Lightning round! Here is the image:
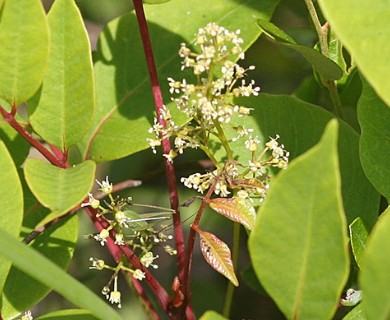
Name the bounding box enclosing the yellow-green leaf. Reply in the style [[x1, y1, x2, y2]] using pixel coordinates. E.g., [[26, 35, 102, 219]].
[[30, 0, 95, 151], [249, 120, 349, 319], [24, 159, 95, 226], [0, 0, 49, 105], [0, 141, 23, 292], [360, 207, 390, 320], [318, 0, 390, 107]]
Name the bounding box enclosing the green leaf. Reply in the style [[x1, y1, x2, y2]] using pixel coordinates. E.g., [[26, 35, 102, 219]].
[[0, 122, 30, 168], [198, 229, 238, 286], [360, 207, 390, 320], [80, 0, 279, 162], [144, 0, 171, 3], [209, 197, 256, 230], [229, 93, 379, 230], [24, 159, 96, 226], [199, 310, 229, 320], [257, 20, 342, 81], [257, 18, 297, 44], [0, 141, 23, 293], [0, 227, 122, 320], [358, 80, 390, 199], [241, 265, 267, 296], [0, 0, 49, 106], [349, 218, 368, 268], [317, 0, 390, 107], [249, 120, 349, 320], [342, 304, 366, 320], [29, 0, 95, 151], [1, 215, 78, 319], [36, 309, 102, 320]]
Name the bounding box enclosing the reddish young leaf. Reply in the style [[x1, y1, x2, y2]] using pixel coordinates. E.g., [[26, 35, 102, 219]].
[[209, 197, 256, 230], [198, 229, 238, 286]]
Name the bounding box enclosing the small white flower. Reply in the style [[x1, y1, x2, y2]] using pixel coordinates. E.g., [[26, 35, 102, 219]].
[[114, 233, 125, 245], [108, 276, 121, 308], [115, 211, 129, 228], [81, 193, 100, 209], [140, 252, 159, 269], [96, 176, 113, 194], [20, 310, 33, 320], [245, 135, 261, 152], [133, 269, 146, 281], [93, 229, 109, 246], [89, 257, 105, 270]]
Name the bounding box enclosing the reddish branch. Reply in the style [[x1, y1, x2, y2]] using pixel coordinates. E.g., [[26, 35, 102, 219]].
[[132, 1, 190, 318], [0, 105, 67, 168]]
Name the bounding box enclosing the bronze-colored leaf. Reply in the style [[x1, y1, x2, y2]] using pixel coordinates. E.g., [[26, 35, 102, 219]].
[[198, 229, 238, 286], [209, 197, 256, 230]]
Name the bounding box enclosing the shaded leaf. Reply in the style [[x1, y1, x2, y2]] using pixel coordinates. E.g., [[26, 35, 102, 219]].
[[360, 207, 390, 320], [358, 80, 390, 198], [0, 0, 49, 105], [24, 159, 96, 226], [36, 309, 102, 320], [241, 265, 267, 296], [80, 0, 279, 161], [0, 226, 122, 320], [29, 0, 95, 151], [249, 120, 349, 320], [198, 229, 238, 286], [257, 20, 342, 81], [0, 122, 30, 168], [226, 93, 379, 230], [349, 218, 368, 268], [0, 141, 23, 293], [257, 18, 296, 44], [317, 0, 390, 107], [209, 197, 256, 230]]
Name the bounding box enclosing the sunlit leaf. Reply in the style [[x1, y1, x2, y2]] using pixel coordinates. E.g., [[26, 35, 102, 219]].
[[1, 215, 78, 319], [0, 141, 23, 293], [249, 120, 349, 319], [35, 309, 102, 320], [349, 218, 368, 268], [342, 304, 366, 320], [199, 310, 228, 320], [318, 0, 390, 107], [0, 228, 122, 320], [0, 0, 48, 105], [29, 0, 95, 151], [209, 197, 256, 230], [360, 207, 390, 320], [198, 229, 238, 286], [24, 159, 95, 226]]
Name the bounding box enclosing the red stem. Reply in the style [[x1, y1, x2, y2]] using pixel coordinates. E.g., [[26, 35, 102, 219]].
[[132, 1, 189, 317], [182, 179, 217, 307], [84, 206, 171, 314]]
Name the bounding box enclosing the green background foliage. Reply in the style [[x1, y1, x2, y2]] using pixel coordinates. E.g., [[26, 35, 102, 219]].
[[0, 0, 389, 319]]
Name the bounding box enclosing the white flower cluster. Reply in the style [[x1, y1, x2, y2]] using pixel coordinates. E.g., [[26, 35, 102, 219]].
[[147, 23, 260, 162]]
